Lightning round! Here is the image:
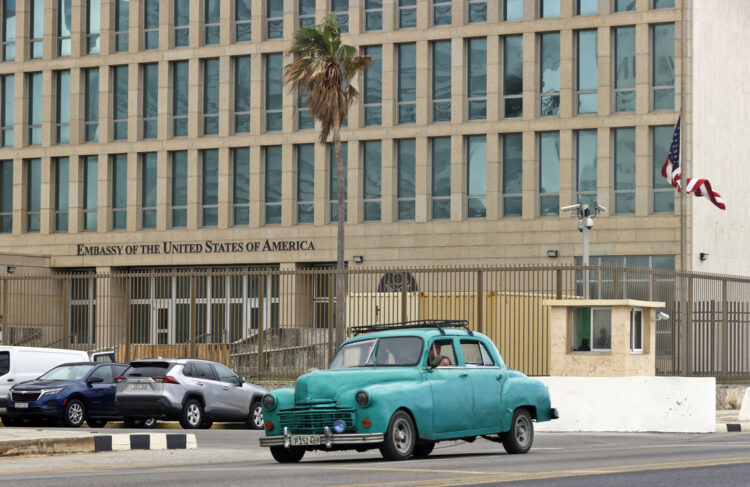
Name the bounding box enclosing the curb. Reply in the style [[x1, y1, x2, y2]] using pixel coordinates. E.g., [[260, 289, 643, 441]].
[[0, 433, 197, 458], [716, 423, 750, 433]]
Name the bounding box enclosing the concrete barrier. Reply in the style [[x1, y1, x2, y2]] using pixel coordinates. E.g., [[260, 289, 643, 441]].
[[535, 376, 716, 433]]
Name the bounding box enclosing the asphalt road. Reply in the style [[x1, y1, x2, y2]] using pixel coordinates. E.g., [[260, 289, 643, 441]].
[[1, 428, 749, 486]]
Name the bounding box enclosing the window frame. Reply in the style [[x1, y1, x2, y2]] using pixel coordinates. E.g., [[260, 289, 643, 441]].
[[111, 154, 128, 230], [630, 308, 643, 353]]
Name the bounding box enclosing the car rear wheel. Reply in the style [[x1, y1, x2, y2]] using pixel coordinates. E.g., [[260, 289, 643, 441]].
[[379, 410, 416, 460], [247, 401, 264, 430], [141, 418, 157, 429], [62, 399, 85, 428], [86, 419, 107, 428], [502, 408, 534, 454], [199, 420, 213, 429], [412, 441, 435, 458], [179, 399, 203, 429], [270, 446, 305, 463]]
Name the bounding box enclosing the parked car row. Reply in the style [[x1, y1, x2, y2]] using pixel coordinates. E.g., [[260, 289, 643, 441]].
[[1, 346, 265, 430]]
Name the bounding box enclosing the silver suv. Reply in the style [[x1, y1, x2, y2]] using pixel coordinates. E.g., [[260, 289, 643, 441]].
[[115, 359, 266, 430]]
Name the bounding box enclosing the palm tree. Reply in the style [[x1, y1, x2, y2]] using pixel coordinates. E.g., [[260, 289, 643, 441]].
[[284, 15, 371, 347]]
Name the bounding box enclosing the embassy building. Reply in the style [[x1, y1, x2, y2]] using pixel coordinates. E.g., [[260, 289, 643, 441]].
[[0, 0, 747, 280]]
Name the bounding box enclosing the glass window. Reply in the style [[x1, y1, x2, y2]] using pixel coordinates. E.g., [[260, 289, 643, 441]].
[[433, 0, 451, 26], [363, 140, 381, 222], [236, 0, 252, 42], [329, 143, 348, 222], [113, 66, 128, 140], [653, 0, 673, 8], [265, 146, 282, 224], [502, 133, 522, 217], [297, 88, 313, 130], [28, 72, 42, 145], [235, 56, 251, 133], [87, 0, 100, 54], [2, 0, 15, 61], [171, 151, 187, 227], [0, 160, 12, 233], [467, 135, 486, 218], [539, 132, 559, 216], [205, 0, 220, 44], [432, 41, 451, 123], [375, 337, 424, 366], [58, 0, 71, 56], [143, 64, 158, 139], [144, 0, 159, 49], [652, 125, 674, 213], [431, 137, 451, 220], [467, 38, 487, 120], [363, 45, 382, 126], [504, 0, 523, 20], [203, 58, 219, 135], [297, 144, 314, 224], [84, 68, 99, 142], [202, 149, 218, 226], [468, 0, 487, 23], [233, 147, 250, 226], [112, 154, 127, 230], [173, 61, 188, 137], [614, 26, 636, 112], [576, 130, 597, 207], [577, 30, 597, 114], [614, 127, 636, 214], [365, 0, 382, 31], [56, 71, 70, 144], [332, 0, 348, 33], [540, 0, 560, 18], [30, 0, 44, 58], [540, 32, 560, 116], [299, 0, 315, 27], [398, 43, 416, 124], [570, 307, 611, 352], [630, 308, 643, 353], [267, 0, 283, 39], [115, 0, 129, 52], [399, 0, 416, 28], [174, 0, 189, 47], [503, 35, 523, 118], [26, 158, 40, 232], [577, 0, 597, 15], [397, 139, 416, 221], [614, 0, 635, 12], [1, 74, 13, 147], [141, 153, 157, 229], [266, 53, 283, 131], [652, 23, 675, 111], [83, 156, 98, 231], [461, 340, 494, 366]]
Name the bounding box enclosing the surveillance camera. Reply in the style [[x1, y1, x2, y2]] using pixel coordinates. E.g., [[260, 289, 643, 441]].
[[561, 204, 581, 213], [594, 203, 607, 214], [585, 217, 594, 229], [577, 220, 583, 232], [655, 311, 670, 321]]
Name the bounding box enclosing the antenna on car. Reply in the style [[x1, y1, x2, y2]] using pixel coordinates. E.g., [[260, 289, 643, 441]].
[[349, 319, 474, 336]]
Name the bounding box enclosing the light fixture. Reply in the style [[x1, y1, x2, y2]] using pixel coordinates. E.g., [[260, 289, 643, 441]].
[[546, 250, 558, 258], [352, 255, 364, 264], [6, 266, 15, 274], [699, 252, 709, 261]]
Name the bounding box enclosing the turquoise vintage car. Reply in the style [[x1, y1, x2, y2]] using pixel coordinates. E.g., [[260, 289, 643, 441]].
[[259, 321, 558, 463]]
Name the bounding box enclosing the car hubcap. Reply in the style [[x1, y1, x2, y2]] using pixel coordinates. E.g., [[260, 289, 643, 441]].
[[187, 405, 201, 426], [144, 418, 155, 427], [515, 416, 530, 447], [393, 418, 412, 454], [69, 404, 83, 424], [253, 406, 263, 427]]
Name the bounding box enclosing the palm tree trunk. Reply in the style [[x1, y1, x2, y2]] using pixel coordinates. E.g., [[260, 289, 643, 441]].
[[333, 116, 346, 348]]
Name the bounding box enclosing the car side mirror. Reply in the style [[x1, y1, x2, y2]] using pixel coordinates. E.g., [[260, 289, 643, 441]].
[[237, 376, 245, 385], [87, 376, 104, 384]]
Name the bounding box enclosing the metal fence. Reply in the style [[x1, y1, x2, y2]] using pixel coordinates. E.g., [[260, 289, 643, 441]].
[[1, 265, 749, 382]]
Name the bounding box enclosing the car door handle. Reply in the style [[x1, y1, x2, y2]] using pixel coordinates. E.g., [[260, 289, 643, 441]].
[[460, 373, 469, 378], [222, 387, 230, 391], [196, 382, 204, 386], [496, 374, 504, 381], [7, 378, 13, 382]]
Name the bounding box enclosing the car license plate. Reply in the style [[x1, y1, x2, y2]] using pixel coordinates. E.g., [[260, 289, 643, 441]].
[[130, 384, 148, 391], [15, 402, 28, 409], [291, 435, 320, 446]]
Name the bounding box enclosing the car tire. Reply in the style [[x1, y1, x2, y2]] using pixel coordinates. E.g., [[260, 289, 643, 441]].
[[86, 419, 108, 428], [247, 401, 264, 430], [502, 408, 534, 454], [123, 418, 139, 428], [270, 446, 305, 463], [141, 418, 157, 429], [62, 399, 86, 428], [199, 420, 213, 429], [179, 399, 204, 429], [379, 410, 416, 460], [412, 441, 435, 458], [0, 415, 17, 427]]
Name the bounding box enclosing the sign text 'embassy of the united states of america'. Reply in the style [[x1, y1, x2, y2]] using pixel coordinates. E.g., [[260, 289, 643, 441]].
[[75, 240, 316, 256]]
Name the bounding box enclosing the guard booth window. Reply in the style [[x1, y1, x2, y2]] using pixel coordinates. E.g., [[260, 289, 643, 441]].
[[570, 307, 611, 352]]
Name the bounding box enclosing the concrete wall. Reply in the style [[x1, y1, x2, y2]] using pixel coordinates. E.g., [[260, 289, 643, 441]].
[[535, 376, 716, 433]]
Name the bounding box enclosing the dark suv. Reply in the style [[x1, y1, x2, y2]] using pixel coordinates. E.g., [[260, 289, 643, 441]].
[[115, 359, 266, 429]]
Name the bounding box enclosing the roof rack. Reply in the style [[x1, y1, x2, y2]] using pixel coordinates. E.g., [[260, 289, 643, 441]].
[[349, 319, 474, 336]]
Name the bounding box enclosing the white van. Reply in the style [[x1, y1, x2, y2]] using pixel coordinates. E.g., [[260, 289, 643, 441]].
[[0, 346, 89, 423]]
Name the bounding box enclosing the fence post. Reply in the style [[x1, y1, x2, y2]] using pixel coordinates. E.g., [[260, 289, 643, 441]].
[[125, 276, 131, 362], [401, 271, 407, 324], [327, 271, 334, 365], [650, 272, 657, 301], [0, 278, 5, 345], [686, 276, 694, 376], [476, 270, 483, 334], [189, 275, 196, 359], [555, 269, 562, 300], [257, 275, 265, 380], [722, 279, 728, 377]]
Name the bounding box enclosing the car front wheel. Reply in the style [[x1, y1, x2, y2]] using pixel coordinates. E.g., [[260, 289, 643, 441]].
[[502, 408, 534, 454], [62, 399, 85, 428], [380, 410, 416, 460], [86, 419, 107, 428], [247, 401, 264, 430], [179, 399, 204, 429], [270, 446, 305, 463]]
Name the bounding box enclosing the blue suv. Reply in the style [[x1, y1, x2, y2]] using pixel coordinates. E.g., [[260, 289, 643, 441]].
[[7, 362, 128, 427]]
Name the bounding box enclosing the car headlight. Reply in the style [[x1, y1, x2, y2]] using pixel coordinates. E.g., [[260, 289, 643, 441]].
[[355, 391, 369, 407], [262, 394, 275, 410], [39, 387, 65, 397]]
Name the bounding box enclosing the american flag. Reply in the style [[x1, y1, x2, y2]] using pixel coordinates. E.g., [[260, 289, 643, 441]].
[[661, 117, 726, 210]]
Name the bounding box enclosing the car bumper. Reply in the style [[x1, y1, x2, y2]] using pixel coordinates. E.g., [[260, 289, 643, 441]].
[[0, 397, 6, 415], [260, 428, 384, 448], [550, 407, 559, 419], [6, 406, 61, 420], [116, 396, 182, 419]]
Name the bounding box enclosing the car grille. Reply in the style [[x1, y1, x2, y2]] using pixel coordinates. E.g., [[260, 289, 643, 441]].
[[12, 391, 41, 402], [278, 408, 355, 434]]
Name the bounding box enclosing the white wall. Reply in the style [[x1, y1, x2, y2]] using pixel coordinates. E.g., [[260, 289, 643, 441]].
[[535, 376, 715, 433]]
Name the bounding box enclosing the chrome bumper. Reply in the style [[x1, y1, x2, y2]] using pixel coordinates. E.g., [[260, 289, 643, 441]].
[[260, 426, 384, 448]]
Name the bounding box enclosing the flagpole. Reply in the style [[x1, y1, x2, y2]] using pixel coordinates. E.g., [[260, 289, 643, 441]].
[[679, 0, 688, 376]]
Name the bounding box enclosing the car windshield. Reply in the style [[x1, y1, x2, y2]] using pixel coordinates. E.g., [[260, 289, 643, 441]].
[[39, 364, 95, 381], [329, 337, 423, 368]]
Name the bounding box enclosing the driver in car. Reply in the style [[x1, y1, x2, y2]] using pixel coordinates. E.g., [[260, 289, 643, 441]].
[[428, 342, 452, 367]]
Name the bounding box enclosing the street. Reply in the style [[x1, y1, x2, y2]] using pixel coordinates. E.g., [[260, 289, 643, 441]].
[[1, 429, 748, 486]]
